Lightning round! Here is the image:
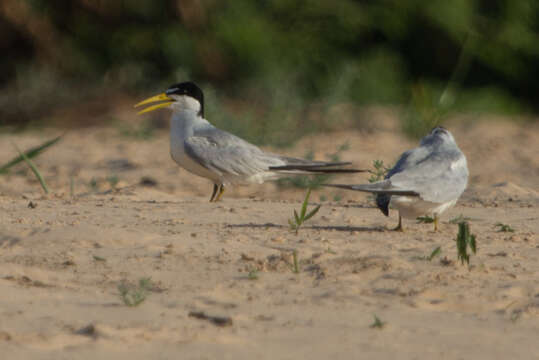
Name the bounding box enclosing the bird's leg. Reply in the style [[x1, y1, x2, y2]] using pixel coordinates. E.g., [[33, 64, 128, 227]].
[[433, 215, 439, 232], [209, 184, 219, 202], [392, 215, 404, 232], [214, 184, 225, 202]]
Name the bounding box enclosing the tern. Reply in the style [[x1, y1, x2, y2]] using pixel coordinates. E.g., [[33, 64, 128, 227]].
[[325, 127, 468, 231], [135, 81, 364, 201]]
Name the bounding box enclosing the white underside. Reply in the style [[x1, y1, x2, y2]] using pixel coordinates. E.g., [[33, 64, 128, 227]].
[[244, 172, 281, 185], [390, 196, 458, 219], [170, 145, 221, 183]]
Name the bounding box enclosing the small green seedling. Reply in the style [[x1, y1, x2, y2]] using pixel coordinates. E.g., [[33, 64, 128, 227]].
[[427, 246, 442, 261], [93, 255, 106, 262], [370, 315, 385, 329], [413, 246, 442, 261], [327, 142, 350, 162], [416, 215, 435, 224], [456, 222, 477, 265], [12, 142, 49, 194], [247, 269, 259, 280], [510, 310, 521, 323], [326, 247, 337, 255], [495, 223, 514, 233], [107, 175, 119, 189], [88, 178, 98, 191], [118, 277, 152, 307], [368, 160, 390, 183], [288, 188, 321, 234]]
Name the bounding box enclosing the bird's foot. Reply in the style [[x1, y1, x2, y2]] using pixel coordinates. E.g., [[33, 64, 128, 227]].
[[392, 216, 404, 232], [213, 185, 225, 202], [209, 184, 219, 202]]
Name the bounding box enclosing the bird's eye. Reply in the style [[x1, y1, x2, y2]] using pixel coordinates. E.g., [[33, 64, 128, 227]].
[[433, 127, 445, 135]]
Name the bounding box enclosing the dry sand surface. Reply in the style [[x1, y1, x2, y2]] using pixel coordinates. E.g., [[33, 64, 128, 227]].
[[1, 115, 538, 359]]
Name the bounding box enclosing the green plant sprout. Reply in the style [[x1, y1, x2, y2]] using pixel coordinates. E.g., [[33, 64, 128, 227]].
[[327, 142, 350, 162], [88, 177, 98, 191], [368, 160, 391, 183], [413, 246, 442, 261], [456, 222, 477, 265], [0, 135, 62, 174], [247, 269, 259, 280], [12, 142, 49, 194], [107, 175, 119, 189], [118, 278, 153, 307], [370, 315, 385, 329], [495, 223, 514, 232], [288, 188, 321, 234], [325, 247, 337, 255], [427, 246, 442, 261]]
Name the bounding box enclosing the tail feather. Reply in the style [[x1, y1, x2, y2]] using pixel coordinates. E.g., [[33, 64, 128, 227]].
[[323, 183, 419, 196], [269, 165, 366, 173], [276, 156, 352, 167], [269, 158, 367, 173]]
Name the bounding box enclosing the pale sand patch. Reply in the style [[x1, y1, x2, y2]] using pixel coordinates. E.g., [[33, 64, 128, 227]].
[[0, 118, 538, 359]]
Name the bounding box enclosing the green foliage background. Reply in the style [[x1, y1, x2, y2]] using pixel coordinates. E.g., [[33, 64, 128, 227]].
[[1, 0, 538, 142]]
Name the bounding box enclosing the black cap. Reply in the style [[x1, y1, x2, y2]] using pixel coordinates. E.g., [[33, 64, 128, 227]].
[[166, 81, 204, 116]]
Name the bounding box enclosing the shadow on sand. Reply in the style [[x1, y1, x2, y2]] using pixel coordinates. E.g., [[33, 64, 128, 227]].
[[226, 223, 385, 232]]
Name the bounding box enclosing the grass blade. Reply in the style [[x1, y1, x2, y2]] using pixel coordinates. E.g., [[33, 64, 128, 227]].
[[12, 142, 49, 194], [300, 188, 311, 219], [470, 234, 477, 254], [304, 204, 321, 221], [293, 209, 300, 225], [427, 246, 442, 261], [0, 135, 62, 174]]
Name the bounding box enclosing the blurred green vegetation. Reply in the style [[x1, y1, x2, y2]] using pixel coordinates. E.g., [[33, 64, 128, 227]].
[[1, 0, 538, 142]]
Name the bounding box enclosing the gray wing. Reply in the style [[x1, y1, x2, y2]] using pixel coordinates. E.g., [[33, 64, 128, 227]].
[[184, 128, 283, 179], [387, 147, 468, 203]]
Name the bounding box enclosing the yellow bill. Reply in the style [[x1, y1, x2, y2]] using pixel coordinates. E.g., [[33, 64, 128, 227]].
[[134, 93, 174, 115]]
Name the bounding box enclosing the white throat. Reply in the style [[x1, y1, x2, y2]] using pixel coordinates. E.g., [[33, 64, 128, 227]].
[[170, 95, 202, 115]]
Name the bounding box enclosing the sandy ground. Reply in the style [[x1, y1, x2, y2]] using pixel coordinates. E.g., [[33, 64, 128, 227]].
[[1, 113, 538, 359]]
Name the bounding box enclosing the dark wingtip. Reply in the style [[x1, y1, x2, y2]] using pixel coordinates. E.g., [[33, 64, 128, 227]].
[[269, 165, 367, 173], [321, 183, 356, 189], [376, 194, 390, 217]]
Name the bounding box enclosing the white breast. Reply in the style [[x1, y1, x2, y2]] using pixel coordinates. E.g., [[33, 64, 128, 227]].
[[451, 156, 467, 171], [390, 196, 457, 219], [169, 110, 221, 184]]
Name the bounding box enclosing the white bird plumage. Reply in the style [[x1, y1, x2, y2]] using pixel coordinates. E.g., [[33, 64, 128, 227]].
[[325, 127, 469, 231], [135, 81, 363, 201]]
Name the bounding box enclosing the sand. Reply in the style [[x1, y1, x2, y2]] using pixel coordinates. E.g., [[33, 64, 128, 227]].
[[0, 115, 538, 359]]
